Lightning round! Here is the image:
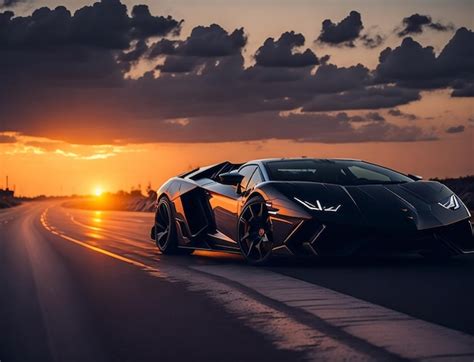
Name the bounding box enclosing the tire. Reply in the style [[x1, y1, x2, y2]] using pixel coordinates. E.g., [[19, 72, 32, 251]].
[[154, 196, 180, 254], [237, 196, 273, 265]]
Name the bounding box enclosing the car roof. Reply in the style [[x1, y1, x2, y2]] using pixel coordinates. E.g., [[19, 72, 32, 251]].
[[246, 157, 362, 165]]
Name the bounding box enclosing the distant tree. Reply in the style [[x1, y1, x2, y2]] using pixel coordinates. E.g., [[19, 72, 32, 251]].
[[146, 182, 157, 200]]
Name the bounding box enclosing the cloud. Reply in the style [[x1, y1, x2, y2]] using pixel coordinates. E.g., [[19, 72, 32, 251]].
[[445, 125, 465, 134], [366, 112, 385, 122], [451, 83, 474, 97], [0, 2, 181, 50], [388, 109, 417, 120], [375, 37, 438, 87], [24, 140, 62, 152], [360, 33, 384, 49], [309, 63, 371, 93], [302, 86, 420, 112], [317, 10, 363, 47], [375, 28, 474, 93], [0, 0, 25, 8], [437, 27, 474, 80], [118, 39, 148, 71], [3, 136, 142, 159], [254, 31, 318, 67], [119, 111, 434, 144], [150, 24, 246, 58], [149, 24, 246, 73], [130, 5, 182, 39], [397, 14, 454, 37], [0, 134, 17, 143]]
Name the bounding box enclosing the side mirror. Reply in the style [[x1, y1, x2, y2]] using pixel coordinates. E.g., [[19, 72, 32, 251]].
[[219, 172, 244, 186], [408, 174, 423, 181]]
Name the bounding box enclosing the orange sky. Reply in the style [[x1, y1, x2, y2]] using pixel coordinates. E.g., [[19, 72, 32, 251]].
[[1, 127, 472, 197]]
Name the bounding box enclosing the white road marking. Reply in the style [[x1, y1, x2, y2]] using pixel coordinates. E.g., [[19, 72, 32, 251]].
[[191, 265, 474, 361]]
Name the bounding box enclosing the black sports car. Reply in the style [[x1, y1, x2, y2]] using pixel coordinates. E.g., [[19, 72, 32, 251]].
[[151, 158, 473, 264]]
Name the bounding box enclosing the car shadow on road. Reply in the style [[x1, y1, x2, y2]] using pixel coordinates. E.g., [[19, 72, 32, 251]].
[[173, 249, 474, 270], [267, 254, 474, 270]]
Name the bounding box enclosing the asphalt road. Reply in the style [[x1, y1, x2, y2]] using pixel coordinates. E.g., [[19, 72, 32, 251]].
[[1, 201, 474, 361]]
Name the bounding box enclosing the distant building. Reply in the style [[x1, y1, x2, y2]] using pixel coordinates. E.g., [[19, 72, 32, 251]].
[[0, 176, 14, 198], [0, 188, 14, 199]]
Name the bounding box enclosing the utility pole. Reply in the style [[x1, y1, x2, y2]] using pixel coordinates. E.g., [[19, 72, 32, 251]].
[[6, 175, 8, 190]]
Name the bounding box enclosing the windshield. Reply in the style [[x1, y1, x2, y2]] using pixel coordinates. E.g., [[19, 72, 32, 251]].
[[264, 159, 413, 186]]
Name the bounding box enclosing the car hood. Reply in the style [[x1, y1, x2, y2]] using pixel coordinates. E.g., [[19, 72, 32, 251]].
[[279, 180, 469, 231]]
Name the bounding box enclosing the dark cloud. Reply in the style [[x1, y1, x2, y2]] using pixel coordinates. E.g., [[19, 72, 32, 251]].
[[360, 33, 384, 49], [255, 31, 318, 67], [336, 112, 385, 123], [397, 14, 454, 37], [375, 37, 438, 87], [437, 27, 474, 79], [317, 11, 363, 47], [0, 1, 181, 50], [150, 24, 246, 58], [302, 86, 420, 112], [388, 109, 417, 120], [278, 113, 432, 143], [366, 112, 385, 122], [0, 134, 16, 143], [451, 83, 474, 97], [0, 0, 25, 8], [182, 25, 246, 57], [118, 39, 148, 71], [158, 55, 200, 73], [148, 24, 246, 73], [110, 112, 433, 144], [445, 125, 465, 134], [130, 5, 182, 39], [309, 63, 370, 93], [319, 54, 330, 64], [375, 28, 474, 93]]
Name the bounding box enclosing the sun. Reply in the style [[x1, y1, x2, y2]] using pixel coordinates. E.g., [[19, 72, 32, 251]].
[[94, 186, 103, 197]]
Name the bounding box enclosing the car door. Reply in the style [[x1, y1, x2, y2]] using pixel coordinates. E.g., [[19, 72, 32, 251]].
[[207, 165, 257, 241]]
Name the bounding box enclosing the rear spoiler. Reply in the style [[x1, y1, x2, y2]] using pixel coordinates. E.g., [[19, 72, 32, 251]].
[[178, 167, 201, 178]]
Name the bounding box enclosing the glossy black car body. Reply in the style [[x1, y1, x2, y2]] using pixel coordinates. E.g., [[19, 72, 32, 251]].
[[151, 158, 473, 264]]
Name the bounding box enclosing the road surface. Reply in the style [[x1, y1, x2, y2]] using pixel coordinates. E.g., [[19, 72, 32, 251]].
[[1, 201, 474, 361]]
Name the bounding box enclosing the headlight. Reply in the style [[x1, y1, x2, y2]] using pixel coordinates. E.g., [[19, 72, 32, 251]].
[[294, 197, 341, 212], [438, 194, 460, 210]]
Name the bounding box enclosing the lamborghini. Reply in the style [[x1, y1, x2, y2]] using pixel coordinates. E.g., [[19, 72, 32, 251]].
[[150, 158, 473, 264]]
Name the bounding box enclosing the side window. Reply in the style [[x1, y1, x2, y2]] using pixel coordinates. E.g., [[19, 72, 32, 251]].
[[246, 168, 263, 191], [238, 165, 257, 192]]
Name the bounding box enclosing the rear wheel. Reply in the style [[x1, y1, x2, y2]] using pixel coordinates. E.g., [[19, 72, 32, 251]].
[[154, 197, 179, 254], [238, 197, 273, 265]]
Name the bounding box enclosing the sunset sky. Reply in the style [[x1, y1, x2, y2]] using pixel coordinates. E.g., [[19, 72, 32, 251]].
[[0, 0, 472, 196]]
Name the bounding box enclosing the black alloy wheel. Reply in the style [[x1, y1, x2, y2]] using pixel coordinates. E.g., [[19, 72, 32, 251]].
[[155, 197, 178, 254], [238, 197, 273, 265]]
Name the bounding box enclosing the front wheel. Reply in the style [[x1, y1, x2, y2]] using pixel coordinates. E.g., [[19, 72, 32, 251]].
[[238, 197, 273, 265]]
